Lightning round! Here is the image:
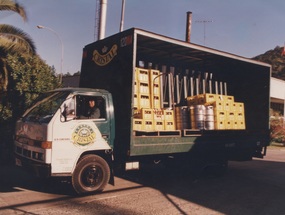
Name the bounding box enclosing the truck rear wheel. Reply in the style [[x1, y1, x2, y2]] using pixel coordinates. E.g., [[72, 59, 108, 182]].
[[72, 154, 110, 194]]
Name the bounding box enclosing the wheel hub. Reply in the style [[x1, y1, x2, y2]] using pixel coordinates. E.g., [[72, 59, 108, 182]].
[[82, 165, 102, 187]]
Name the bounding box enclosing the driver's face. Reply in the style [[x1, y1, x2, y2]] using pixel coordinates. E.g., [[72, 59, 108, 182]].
[[89, 100, 95, 107]]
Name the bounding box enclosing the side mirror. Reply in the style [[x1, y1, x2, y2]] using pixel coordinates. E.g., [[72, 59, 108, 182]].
[[60, 104, 67, 122], [60, 95, 76, 122], [60, 103, 75, 122]]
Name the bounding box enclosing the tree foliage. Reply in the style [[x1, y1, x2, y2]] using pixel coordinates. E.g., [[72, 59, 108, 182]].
[[0, 0, 61, 163], [0, 0, 27, 21], [0, 1, 36, 92], [0, 53, 60, 163], [8, 54, 59, 93], [1, 53, 61, 119], [0, 24, 37, 91], [0, 24, 36, 55], [270, 116, 285, 144]]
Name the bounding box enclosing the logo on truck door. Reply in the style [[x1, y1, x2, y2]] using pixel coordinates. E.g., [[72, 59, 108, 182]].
[[72, 124, 96, 147], [92, 44, 117, 66]]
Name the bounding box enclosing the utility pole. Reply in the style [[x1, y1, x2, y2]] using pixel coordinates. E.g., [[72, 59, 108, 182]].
[[94, 0, 100, 41], [120, 0, 126, 32], [94, 0, 107, 41], [195, 19, 213, 45]]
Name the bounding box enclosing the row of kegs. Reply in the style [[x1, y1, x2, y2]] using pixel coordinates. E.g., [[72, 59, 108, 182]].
[[175, 105, 214, 130]]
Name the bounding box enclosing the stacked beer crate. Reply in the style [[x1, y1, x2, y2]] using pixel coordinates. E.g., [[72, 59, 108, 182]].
[[133, 68, 176, 131], [187, 93, 245, 130]]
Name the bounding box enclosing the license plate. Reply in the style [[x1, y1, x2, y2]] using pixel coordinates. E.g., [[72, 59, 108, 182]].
[[15, 158, 22, 166]]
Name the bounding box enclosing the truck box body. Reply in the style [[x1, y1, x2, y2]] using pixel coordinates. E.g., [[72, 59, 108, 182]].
[[80, 28, 271, 161]]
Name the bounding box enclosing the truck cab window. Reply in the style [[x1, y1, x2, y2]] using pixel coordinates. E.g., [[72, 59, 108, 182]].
[[76, 96, 106, 120]]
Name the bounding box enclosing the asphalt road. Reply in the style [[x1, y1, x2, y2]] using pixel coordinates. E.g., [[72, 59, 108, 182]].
[[1, 147, 285, 215]]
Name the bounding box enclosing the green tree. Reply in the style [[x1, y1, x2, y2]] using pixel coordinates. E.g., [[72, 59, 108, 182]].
[[0, 0, 60, 163], [0, 0, 27, 20], [0, 52, 60, 163], [6, 53, 60, 118]]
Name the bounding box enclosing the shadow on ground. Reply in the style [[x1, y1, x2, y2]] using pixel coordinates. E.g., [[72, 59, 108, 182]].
[[1, 148, 285, 215]]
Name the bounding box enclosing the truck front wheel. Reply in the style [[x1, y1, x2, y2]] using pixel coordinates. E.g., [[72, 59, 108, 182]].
[[72, 154, 110, 194]]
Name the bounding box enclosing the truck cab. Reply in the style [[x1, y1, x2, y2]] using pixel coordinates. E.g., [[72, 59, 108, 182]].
[[14, 88, 115, 194]]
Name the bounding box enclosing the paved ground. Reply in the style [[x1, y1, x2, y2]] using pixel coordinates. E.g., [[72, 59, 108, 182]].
[[0, 146, 285, 214]]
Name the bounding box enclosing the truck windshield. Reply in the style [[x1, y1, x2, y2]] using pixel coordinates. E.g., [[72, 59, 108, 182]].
[[23, 91, 70, 123]]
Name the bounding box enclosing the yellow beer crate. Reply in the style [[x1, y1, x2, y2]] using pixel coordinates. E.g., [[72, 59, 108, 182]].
[[133, 94, 138, 108], [237, 121, 246, 130], [138, 82, 150, 95], [150, 83, 160, 96], [149, 69, 160, 84], [197, 93, 217, 104], [153, 108, 164, 120], [164, 120, 176, 131], [138, 94, 150, 109], [133, 119, 143, 131], [224, 102, 232, 112], [232, 102, 244, 112], [163, 109, 174, 121], [226, 111, 236, 121], [225, 95, 234, 103], [225, 120, 234, 129], [135, 68, 149, 83], [215, 120, 225, 130], [217, 95, 234, 103], [152, 95, 161, 109], [134, 81, 138, 94], [232, 121, 239, 130], [143, 119, 154, 131], [214, 110, 226, 121], [135, 108, 153, 120], [235, 111, 245, 122], [212, 101, 224, 111], [154, 120, 164, 131]]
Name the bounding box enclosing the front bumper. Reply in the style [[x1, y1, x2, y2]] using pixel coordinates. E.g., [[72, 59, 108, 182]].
[[15, 153, 51, 177]]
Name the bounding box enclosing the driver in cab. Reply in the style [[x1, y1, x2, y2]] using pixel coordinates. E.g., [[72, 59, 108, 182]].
[[85, 99, 100, 119]]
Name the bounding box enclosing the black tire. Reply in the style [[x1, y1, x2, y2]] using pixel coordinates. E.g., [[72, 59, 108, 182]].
[[72, 154, 110, 194]]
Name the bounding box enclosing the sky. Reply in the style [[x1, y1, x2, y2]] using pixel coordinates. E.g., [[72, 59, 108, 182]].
[[1, 0, 285, 75]]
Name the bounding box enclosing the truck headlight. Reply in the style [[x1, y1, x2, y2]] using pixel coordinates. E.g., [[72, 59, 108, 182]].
[[41, 141, 52, 149]]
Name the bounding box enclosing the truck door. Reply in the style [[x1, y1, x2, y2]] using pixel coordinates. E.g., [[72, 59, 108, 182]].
[[51, 94, 112, 175]]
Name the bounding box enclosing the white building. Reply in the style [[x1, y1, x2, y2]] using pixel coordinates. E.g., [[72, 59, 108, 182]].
[[271, 77, 285, 116]]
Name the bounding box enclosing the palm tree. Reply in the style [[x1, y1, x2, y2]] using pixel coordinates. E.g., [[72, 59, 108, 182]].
[[0, 0, 36, 91], [0, 0, 27, 20]]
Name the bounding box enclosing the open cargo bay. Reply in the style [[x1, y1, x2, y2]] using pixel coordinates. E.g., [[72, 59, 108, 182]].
[[80, 28, 271, 162]]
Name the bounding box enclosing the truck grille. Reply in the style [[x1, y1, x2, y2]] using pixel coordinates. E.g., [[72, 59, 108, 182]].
[[15, 144, 45, 162]]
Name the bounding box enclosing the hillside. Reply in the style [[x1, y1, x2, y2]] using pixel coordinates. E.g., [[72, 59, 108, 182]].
[[253, 46, 285, 80]]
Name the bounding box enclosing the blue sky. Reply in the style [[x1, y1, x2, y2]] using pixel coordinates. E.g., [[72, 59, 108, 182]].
[[1, 0, 285, 75]]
